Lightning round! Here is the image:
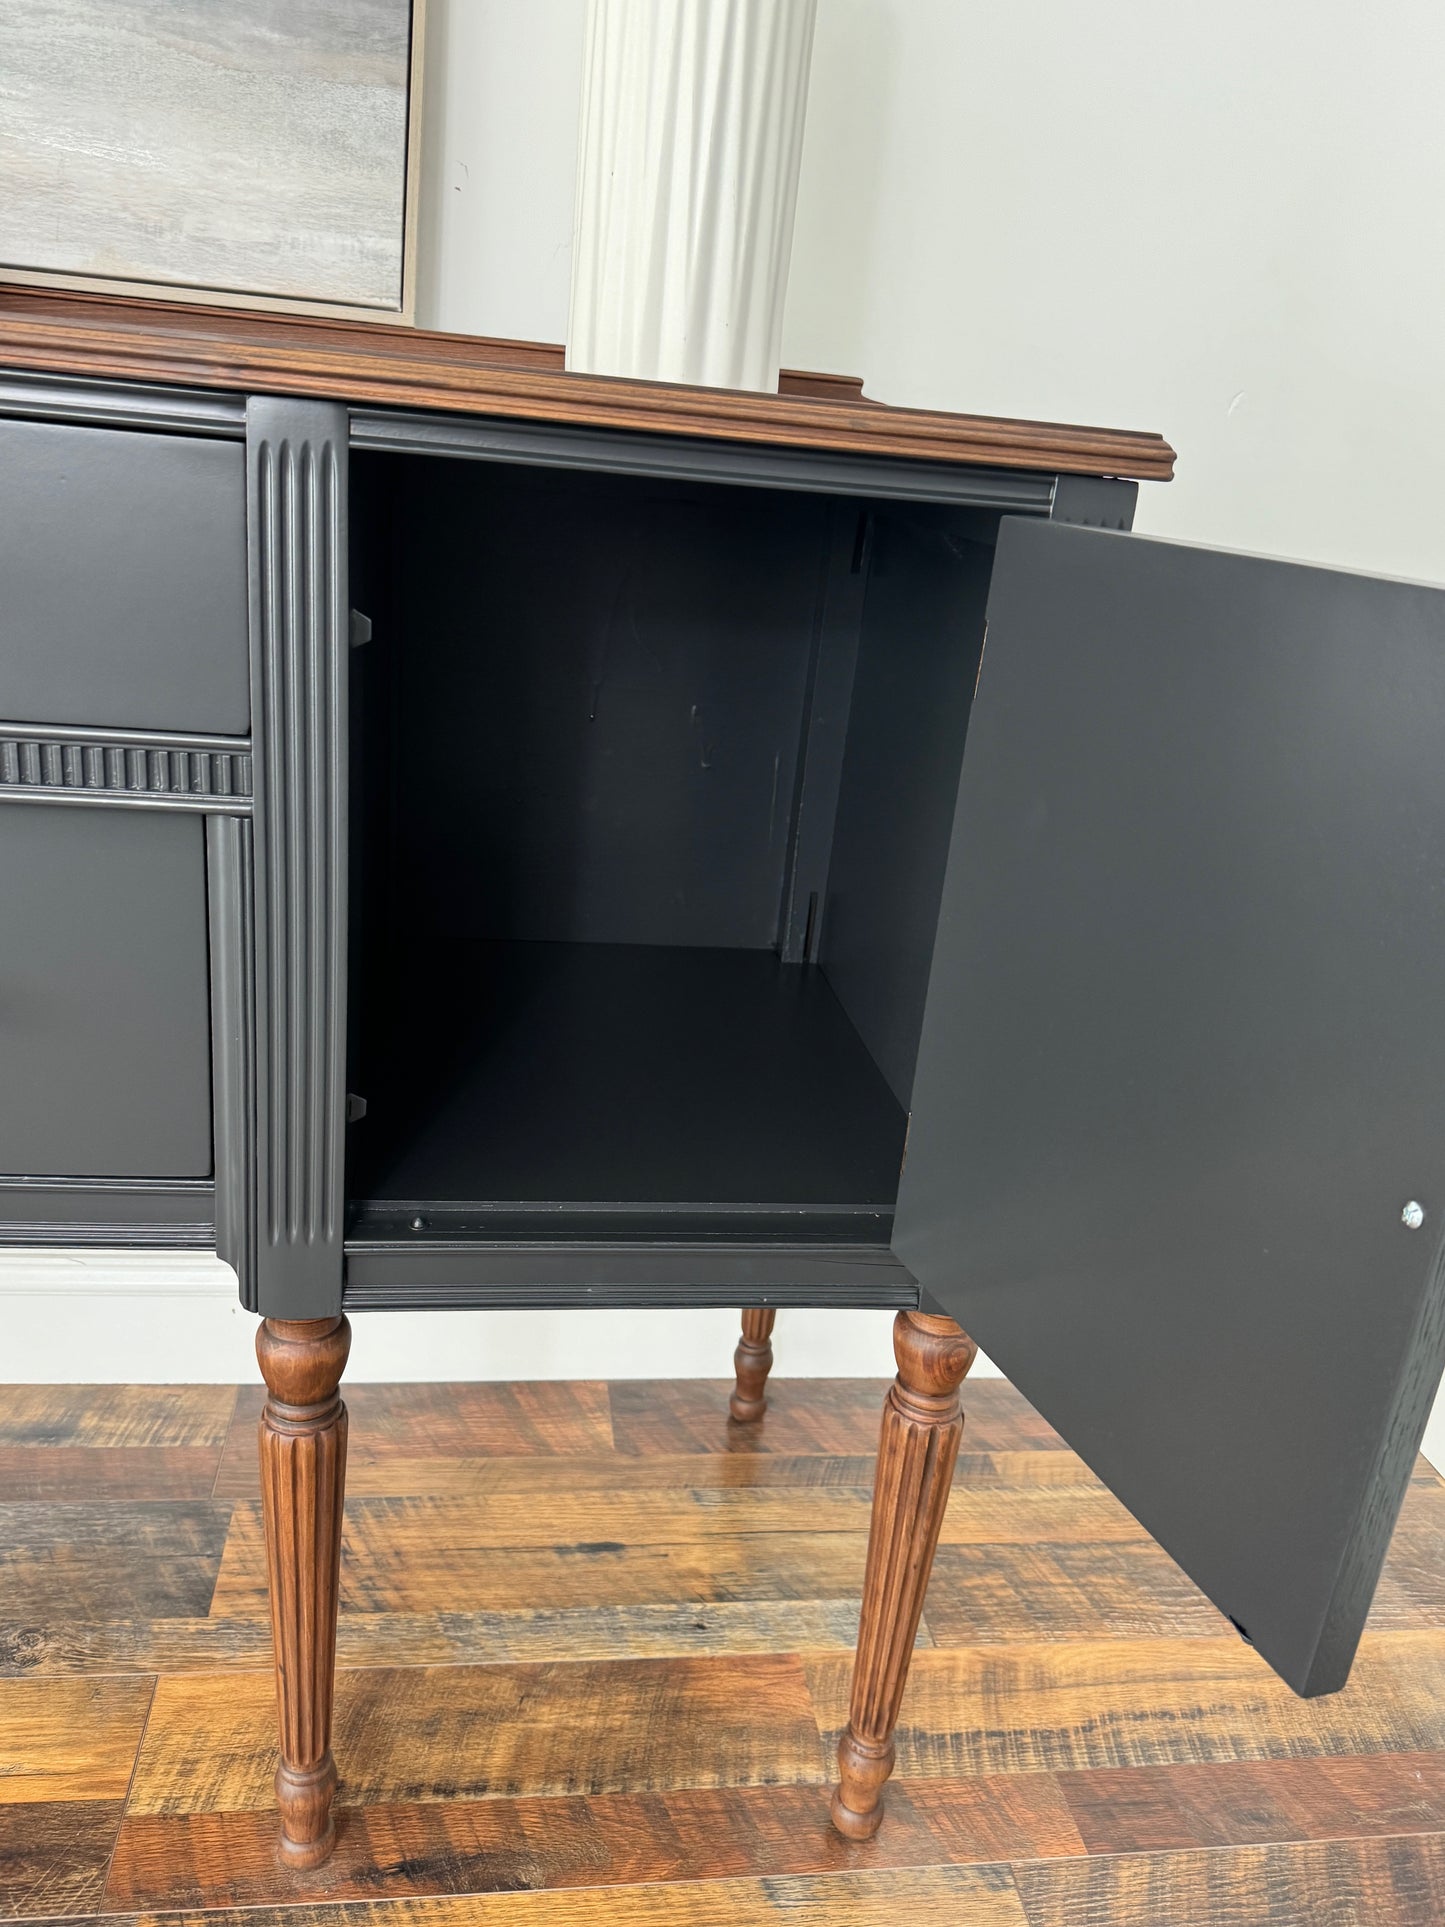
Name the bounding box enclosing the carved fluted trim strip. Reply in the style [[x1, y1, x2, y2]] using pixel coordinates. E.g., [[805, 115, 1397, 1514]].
[[0, 730, 252, 810], [247, 397, 349, 1317]]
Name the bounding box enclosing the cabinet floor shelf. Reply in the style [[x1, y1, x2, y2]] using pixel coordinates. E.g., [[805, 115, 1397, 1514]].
[[349, 940, 908, 1230]]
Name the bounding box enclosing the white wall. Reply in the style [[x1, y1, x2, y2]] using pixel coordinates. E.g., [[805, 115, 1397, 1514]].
[[0, 1250, 900, 1386], [783, 0, 1445, 584], [415, 0, 1445, 585], [415, 0, 584, 347], [16, 1, 1445, 1405]]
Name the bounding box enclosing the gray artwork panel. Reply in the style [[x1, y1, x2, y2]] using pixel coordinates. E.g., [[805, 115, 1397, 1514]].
[[1, 1, 412, 309]]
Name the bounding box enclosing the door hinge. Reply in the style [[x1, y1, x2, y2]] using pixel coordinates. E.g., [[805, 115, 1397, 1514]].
[[350, 608, 373, 649], [347, 1092, 368, 1123]]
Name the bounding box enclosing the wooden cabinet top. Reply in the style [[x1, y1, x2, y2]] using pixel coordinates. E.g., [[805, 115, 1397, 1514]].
[[0, 284, 1175, 482]]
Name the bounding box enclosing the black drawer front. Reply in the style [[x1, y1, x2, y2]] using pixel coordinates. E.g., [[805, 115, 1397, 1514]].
[[0, 417, 248, 734], [0, 803, 212, 1178]]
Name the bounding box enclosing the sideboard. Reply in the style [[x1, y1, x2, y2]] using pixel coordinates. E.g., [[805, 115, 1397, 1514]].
[[4, 284, 1445, 1871]]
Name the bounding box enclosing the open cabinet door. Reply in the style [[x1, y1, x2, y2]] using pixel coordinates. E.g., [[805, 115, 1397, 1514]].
[[892, 515, 1445, 1697]]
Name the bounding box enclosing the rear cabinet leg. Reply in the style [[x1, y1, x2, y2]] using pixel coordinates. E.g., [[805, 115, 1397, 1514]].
[[729, 1307, 777, 1421], [257, 1315, 351, 1869], [831, 1310, 976, 1839]]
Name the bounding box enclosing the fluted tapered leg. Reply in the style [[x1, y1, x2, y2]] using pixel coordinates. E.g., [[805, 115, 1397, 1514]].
[[257, 1315, 350, 1869], [831, 1310, 976, 1840], [730, 1307, 777, 1421]]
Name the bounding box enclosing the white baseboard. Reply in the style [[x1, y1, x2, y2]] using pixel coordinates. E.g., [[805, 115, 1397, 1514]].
[[5, 1251, 1442, 1483], [0, 1248, 1002, 1384]]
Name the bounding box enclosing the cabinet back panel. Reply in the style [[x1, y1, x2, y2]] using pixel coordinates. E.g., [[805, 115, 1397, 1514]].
[[371, 457, 827, 951], [0, 418, 248, 734], [0, 803, 212, 1177], [822, 508, 994, 1107]]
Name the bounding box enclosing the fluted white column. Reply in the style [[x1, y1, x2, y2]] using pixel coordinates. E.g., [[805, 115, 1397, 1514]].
[[567, 0, 818, 394]]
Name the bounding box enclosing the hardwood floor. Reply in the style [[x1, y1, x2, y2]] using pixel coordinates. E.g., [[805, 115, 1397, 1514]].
[[0, 1373, 1443, 1924]]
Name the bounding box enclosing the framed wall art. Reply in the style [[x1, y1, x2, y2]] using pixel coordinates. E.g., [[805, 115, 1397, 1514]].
[[0, 0, 425, 321]]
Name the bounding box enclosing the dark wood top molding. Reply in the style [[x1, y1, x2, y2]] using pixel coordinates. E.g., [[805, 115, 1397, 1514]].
[[0, 285, 1175, 481]]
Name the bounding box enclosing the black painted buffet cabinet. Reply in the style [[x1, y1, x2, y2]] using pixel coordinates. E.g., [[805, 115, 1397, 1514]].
[[4, 287, 1445, 1867]]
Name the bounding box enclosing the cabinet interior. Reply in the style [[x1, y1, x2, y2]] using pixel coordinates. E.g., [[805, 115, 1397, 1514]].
[[346, 451, 996, 1242]]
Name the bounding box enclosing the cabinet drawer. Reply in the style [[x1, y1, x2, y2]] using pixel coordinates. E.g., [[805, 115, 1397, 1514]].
[[0, 418, 248, 733], [0, 803, 212, 1177]]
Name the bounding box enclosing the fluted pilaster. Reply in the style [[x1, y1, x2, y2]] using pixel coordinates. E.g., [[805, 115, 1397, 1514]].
[[246, 397, 349, 1320]]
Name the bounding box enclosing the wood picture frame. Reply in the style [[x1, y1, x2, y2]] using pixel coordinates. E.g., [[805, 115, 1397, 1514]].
[[0, 1, 426, 324]]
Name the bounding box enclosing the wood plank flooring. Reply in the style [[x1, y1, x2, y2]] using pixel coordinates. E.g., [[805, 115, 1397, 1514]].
[[0, 1371, 1442, 1924]]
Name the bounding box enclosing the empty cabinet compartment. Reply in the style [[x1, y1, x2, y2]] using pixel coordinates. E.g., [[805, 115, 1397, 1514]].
[[345, 453, 997, 1244]]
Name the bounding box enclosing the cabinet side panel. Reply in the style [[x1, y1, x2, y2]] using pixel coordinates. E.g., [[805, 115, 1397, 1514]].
[[821, 507, 994, 1106], [247, 398, 349, 1319]]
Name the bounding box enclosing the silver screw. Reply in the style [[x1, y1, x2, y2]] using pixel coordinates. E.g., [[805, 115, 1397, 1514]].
[[1403, 1201, 1426, 1230]]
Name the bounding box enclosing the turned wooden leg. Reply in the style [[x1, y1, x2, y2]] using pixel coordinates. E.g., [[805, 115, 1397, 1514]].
[[831, 1309, 976, 1840], [257, 1315, 350, 1870], [729, 1307, 777, 1421]]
